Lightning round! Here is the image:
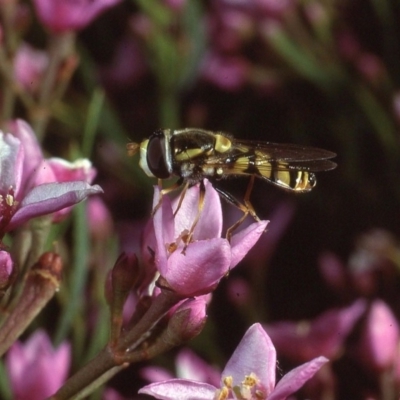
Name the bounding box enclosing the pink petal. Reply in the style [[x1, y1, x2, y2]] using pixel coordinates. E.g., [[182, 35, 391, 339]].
[[8, 182, 103, 230], [359, 300, 400, 370], [6, 120, 43, 196], [139, 379, 216, 400], [230, 220, 269, 268], [173, 180, 222, 240], [166, 238, 231, 296], [152, 187, 175, 273], [176, 349, 221, 386], [0, 132, 23, 196], [268, 356, 328, 400], [46, 157, 96, 183], [222, 323, 276, 395]]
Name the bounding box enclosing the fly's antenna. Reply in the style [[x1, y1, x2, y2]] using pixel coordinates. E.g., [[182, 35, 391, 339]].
[[126, 141, 140, 157]]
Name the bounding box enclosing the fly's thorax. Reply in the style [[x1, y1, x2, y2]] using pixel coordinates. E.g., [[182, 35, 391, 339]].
[[214, 134, 232, 153], [170, 129, 231, 162], [139, 129, 173, 179]]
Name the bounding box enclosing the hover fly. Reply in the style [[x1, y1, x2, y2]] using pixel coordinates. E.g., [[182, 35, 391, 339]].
[[127, 128, 336, 242]]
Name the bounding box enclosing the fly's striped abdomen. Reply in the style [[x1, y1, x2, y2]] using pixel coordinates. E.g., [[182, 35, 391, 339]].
[[270, 168, 316, 192], [214, 151, 317, 192]]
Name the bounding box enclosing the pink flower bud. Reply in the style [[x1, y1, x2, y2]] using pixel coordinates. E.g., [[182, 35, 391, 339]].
[[0, 250, 13, 290], [168, 297, 208, 342]]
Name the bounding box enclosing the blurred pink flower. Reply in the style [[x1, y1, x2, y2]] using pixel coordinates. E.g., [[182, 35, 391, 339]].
[[6, 330, 70, 400], [32, 0, 121, 33], [255, 0, 295, 19], [357, 300, 400, 372], [0, 120, 102, 236], [144, 180, 267, 296], [318, 251, 347, 292], [101, 37, 147, 89], [201, 52, 250, 91], [142, 347, 221, 387], [264, 300, 366, 362], [140, 323, 328, 399], [13, 43, 48, 93], [87, 196, 113, 241], [163, 0, 186, 11], [0, 250, 13, 290]]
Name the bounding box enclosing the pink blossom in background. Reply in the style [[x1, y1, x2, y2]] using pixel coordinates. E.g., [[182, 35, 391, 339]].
[[264, 300, 366, 362], [201, 52, 250, 91], [141, 347, 221, 386], [318, 251, 347, 292], [0, 250, 13, 289], [145, 181, 268, 297], [32, 0, 122, 33], [101, 37, 147, 89], [13, 43, 48, 93], [357, 300, 400, 372], [6, 330, 70, 400], [140, 323, 328, 399], [163, 0, 186, 11], [87, 196, 113, 241]]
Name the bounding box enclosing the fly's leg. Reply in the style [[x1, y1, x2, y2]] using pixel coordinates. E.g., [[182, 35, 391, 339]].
[[151, 177, 184, 217], [215, 175, 260, 241], [181, 180, 206, 253], [173, 180, 190, 217]]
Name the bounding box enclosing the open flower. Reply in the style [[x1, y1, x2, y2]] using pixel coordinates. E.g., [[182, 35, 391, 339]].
[[144, 181, 268, 297], [139, 323, 328, 399], [6, 330, 70, 400], [0, 120, 102, 237]]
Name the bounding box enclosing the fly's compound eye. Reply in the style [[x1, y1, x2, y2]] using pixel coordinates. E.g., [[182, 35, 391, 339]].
[[146, 131, 171, 179]]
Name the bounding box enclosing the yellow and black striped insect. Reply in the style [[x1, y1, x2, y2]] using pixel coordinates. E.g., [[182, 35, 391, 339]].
[[128, 128, 336, 241]]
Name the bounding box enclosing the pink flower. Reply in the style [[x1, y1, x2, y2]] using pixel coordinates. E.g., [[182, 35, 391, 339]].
[[145, 180, 268, 297], [357, 300, 400, 372], [33, 157, 98, 221], [13, 43, 49, 93], [32, 0, 122, 33], [6, 330, 70, 400], [139, 323, 328, 399], [0, 120, 102, 236], [201, 52, 250, 91], [142, 347, 221, 387], [87, 196, 113, 241], [264, 300, 366, 362], [0, 250, 13, 290]]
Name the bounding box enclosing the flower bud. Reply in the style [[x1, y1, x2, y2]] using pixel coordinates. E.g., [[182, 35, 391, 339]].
[[167, 297, 207, 343], [0, 250, 14, 291]]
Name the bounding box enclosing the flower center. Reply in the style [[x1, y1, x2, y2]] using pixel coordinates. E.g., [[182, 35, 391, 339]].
[[214, 373, 266, 400], [0, 187, 18, 239]]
